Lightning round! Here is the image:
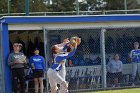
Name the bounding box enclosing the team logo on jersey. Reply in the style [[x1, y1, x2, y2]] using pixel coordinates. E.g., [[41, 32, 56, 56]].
[[33, 58, 41, 62]]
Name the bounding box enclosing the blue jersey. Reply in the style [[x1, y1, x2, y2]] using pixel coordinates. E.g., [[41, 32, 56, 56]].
[[29, 55, 46, 71], [51, 48, 76, 71], [130, 49, 140, 62]]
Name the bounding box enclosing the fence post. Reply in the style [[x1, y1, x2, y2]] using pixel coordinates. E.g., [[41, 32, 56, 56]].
[[43, 28, 49, 93], [25, 0, 29, 16], [100, 28, 107, 89]]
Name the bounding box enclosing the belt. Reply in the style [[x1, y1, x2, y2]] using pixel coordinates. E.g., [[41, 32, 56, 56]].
[[51, 68, 59, 72]]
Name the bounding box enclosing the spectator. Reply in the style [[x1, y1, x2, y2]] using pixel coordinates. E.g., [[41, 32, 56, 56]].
[[107, 53, 123, 87], [130, 42, 140, 86], [68, 60, 74, 66], [29, 48, 46, 93], [8, 43, 27, 93]]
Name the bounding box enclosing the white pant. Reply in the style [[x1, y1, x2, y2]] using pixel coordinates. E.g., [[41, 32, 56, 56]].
[[47, 68, 68, 93], [132, 62, 140, 81], [59, 66, 66, 80]]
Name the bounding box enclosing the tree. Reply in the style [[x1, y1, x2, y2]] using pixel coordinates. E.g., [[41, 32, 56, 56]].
[[30, 0, 48, 12], [105, 0, 124, 10], [1, 0, 140, 15], [49, 0, 75, 12], [0, 0, 8, 13], [11, 0, 25, 13]]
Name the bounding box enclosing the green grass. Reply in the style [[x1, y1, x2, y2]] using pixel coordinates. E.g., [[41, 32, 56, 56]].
[[80, 88, 140, 93]]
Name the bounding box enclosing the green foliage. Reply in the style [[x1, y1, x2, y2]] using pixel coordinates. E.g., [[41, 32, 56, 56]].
[[49, 0, 75, 12], [106, 0, 124, 10], [0, 0, 8, 13], [0, 0, 140, 14], [11, 0, 25, 13], [30, 0, 48, 12]]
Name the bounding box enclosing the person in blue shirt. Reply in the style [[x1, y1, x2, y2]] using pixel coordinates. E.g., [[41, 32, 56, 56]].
[[130, 42, 140, 86], [29, 48, 46, 93], [47, 39, 78, 93]]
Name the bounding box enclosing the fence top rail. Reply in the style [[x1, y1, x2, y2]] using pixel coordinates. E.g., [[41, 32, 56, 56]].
[[1, 14, 140, 19], [1, 9, 140, 17]]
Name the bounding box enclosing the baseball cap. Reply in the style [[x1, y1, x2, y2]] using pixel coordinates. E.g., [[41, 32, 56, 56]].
[[34, 48, 39, 51]]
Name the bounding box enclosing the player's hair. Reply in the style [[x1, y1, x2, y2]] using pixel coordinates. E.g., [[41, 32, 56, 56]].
[[51, 46, 57, 54], [134, 42, 139, 45], [113, 53, 121, 59]]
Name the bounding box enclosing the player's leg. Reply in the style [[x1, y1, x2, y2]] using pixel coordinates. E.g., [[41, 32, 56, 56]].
[[59, 66, 66, 81], [33, 70, 40, 93], [117, 72, 123, 85], [18, 68, 25, 93], [132, 62, 137, 85], [47, 68, 58, 93], [34, 78, 39, 93], [54, 72, 68, 93], [50, 68, 68, 93], [39, 77, 44, 93], [37, 70, 44, 93], [59, 63, 68, 93], [137, 63, 140, 82], [110, 73, 114, 87], [12, 69, 18, 93], [59, 81, 68, 93]]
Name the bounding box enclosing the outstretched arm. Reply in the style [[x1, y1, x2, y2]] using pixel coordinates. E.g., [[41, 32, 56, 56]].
[[55, 48, 77, 63], [55, 38, 70, 48]]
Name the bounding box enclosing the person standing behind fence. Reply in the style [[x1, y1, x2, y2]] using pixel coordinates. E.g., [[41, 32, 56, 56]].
[[130, 42, 140, 86], [29, 48, 46, 93], [8, 43, 26, 93], [107, 53, 123, 87]]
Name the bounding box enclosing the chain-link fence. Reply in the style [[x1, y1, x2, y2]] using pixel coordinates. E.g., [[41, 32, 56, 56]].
[[105, 27, 140, 88], [44, 27, 140, 92]]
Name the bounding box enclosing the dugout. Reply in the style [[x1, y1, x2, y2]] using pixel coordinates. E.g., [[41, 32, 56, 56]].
[[1, 15, 140, 93]]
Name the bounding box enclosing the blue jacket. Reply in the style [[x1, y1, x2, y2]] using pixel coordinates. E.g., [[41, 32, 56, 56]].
[[29, 55, 46, 71]]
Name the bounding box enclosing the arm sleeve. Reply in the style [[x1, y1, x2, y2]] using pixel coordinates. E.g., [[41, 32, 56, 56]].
[[8, 54, 15, 66], [55, 48, 77, 63], [42, 57, 46, 71], [67, 48, 76, 57], [120, 61, 123, 72], [63, 44, 69, 52], [29, 57, 32, 68], [130, 50, 133, 58], [22, 53, 27, 64], [107, 61, 111, 72]]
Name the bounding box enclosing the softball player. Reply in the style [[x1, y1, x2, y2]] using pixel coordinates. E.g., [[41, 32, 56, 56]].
[[130, 42, 140, 86], [54, 38, 70, 81], [47, 41, 77, 93]]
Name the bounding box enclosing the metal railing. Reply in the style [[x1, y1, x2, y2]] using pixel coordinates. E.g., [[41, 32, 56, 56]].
[[0, 9, 140, 17]]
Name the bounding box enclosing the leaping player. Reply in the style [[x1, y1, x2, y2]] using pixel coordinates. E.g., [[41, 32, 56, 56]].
[[47, 37, 80, 93]]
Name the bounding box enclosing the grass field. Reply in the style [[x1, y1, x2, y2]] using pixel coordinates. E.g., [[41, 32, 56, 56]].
[[80, 88, 140, 93]]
